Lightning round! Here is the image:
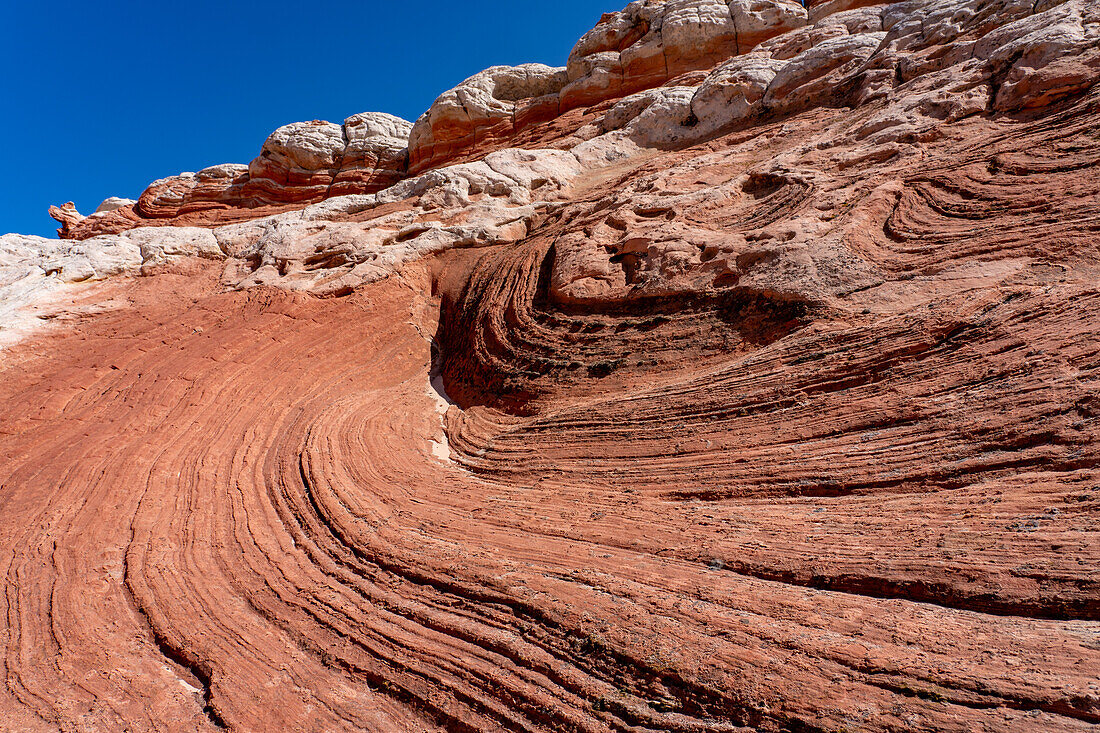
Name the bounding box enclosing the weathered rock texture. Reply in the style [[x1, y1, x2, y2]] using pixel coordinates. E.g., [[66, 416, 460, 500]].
[[53, 113, 414, 239], [6, 0, 1100, 731]]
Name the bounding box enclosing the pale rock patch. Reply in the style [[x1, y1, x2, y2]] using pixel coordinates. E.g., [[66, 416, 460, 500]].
[[763, 31, 886, 112], [0, 233, 142, 348], [93, 197, 136, 215]]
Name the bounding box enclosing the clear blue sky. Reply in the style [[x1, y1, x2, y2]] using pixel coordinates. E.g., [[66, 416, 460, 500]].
[[0, 1, 610, 237]]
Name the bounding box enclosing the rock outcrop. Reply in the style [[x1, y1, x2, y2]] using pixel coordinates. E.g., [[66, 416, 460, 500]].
[[54, 113, 414, 239], [407, 64, 571, 173], [7, 0, 1100, 731], [407, 0, 812, 172], [560, 0, 809, 109]]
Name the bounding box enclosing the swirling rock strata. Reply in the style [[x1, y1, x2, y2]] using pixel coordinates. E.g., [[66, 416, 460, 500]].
[[7, 0, 1100, 731]]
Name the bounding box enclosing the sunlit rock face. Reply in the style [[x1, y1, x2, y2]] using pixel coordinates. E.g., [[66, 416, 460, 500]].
[[54, 113, 415, 240], [8, 0, 1100, 731]]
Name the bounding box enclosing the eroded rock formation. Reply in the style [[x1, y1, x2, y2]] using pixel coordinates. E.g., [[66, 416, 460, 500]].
[[7, 0, 1100, 730]]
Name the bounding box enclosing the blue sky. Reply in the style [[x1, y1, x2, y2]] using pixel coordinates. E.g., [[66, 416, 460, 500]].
[[0, 1, 609, 237]]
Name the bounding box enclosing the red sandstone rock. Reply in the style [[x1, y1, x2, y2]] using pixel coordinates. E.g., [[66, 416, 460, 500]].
[[46, 201, 86, 238], [135, 164, 250, 218], [10, 0, 1100, 731], [54, 115, 414, 240], [406, 64, 570, 174]]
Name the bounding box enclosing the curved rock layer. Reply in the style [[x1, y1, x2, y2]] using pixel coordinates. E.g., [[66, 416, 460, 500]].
[[5, 0, 1100, 731]]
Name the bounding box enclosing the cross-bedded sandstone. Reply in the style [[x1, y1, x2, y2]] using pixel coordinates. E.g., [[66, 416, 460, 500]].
[[6, 0, 1100, 730]]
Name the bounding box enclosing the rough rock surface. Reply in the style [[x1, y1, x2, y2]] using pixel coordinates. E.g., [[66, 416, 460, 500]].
[[408, 64, 571, 173], [560, 0, 809, 110], [6, 0, 1100, 731], [54, 113, 413, 239]]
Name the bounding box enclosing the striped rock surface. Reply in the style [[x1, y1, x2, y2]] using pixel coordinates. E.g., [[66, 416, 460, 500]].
[[6, 0, 1100, 730]]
